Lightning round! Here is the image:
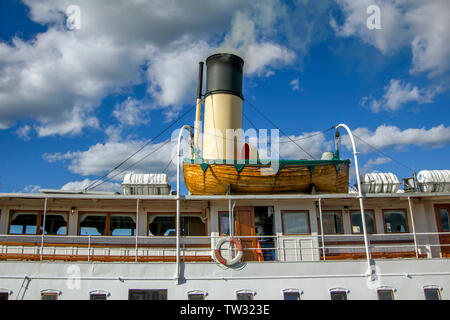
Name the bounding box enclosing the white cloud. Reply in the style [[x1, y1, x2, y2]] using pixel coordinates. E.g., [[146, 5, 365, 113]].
[[290, 78, 300, 91], [42, 127, 193, 183], [113, 97, 149, 127], [279, 132, 333, 160], [61, 178, 122, 193], [361, 157, 392, 174], [0, 1, 303, 135], [16, 125, 32, 140], [17, 185, 42, 193], [361, 79, 443, 112], [331, 0, 450, 76], [341, 124, 450, 153]]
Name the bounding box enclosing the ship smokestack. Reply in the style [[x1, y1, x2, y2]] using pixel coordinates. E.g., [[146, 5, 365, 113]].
[[202, 53, 244, 160]]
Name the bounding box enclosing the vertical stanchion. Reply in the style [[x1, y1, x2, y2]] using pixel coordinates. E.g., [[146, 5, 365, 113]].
[[135, 198, 139, 262], [335, 124, 371, 270], [318, 198, 326, 261], [88, 235, 91, 262], [175, 125, 192, 284], [40, 198, 48, 262], [408, 196, 419, 258]]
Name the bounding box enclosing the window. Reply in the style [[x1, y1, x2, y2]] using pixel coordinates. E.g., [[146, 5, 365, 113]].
[[438, 208, 450, 232], [351, 210, 376, 234], [282, 211, 310, 235], [322, 211, 343, 234], [188, 293, 205, 300], [330, 291, 347, 300], [9, 212, 38, 234], [41, 291, 59, 300], [330, 290, 347, 300], [236, 293, 253, 300], [383, 210, 408, 233], [424, 288, 441, 300], [377, 289, 394, 300], [283, 290, 300, 300], [219, 212, 231, 235], [79, 213, 137, 236], [89, 290, 109, 300], [128, 289, 167, 300], [0, 292, 9, 300], [148, 214, 205, 236], [41, 213, 68, 235], [110, 215, 136, 236], [79, 214, 106, 235], [9, 212, 68, 235]]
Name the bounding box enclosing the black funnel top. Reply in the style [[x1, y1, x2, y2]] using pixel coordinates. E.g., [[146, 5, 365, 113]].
[[205, 53, 244, 99]]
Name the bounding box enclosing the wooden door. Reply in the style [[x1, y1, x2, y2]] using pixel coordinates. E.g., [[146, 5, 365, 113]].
[[435, 204, 450, 258], [234, 207, 262, 261]]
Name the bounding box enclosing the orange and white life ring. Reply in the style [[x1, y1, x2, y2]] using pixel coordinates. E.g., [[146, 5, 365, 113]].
[[214, 237, 244, 266]]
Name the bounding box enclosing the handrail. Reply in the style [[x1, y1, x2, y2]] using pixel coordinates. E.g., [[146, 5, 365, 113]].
[[1, 232, 450, 263]]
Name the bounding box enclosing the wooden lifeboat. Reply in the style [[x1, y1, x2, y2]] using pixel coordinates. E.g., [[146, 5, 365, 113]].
[[183, 159, 350, 195]]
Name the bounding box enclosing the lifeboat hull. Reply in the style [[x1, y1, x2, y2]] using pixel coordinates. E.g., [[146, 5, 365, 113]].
[[183, 160, 350, 195]]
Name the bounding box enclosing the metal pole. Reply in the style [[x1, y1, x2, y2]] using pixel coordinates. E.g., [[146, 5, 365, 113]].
[[408, 196, 419, 258], [336, 124, 371, 269], [135, 198, 139, 262], [231, 201, 236, 237], [40, 198, 48, 262], [175, 125, 192, 284], [228, 199, 232, 236], [88, 235, 91, 262], [318, 199, 326, 261]]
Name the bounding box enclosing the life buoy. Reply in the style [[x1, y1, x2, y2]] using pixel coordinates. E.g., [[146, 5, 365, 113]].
[[214, 237, 244, 266]]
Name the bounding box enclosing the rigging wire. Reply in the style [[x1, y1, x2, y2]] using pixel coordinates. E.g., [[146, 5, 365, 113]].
[[243, 99, 315, 159], [88, 139, 174, 191], [85, 103, 197, 191], [352, 133, 414, 172]]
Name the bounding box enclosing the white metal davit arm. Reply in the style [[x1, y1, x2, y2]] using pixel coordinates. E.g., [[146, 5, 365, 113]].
[[335, 124, 372, 270], [175, 125, 193, 284]]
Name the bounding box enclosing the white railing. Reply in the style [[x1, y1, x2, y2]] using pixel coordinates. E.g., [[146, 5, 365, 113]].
[[0, 232, 450, 262]]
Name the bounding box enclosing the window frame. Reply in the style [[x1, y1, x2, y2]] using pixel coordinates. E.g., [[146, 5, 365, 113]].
[[77, 212, 137, 236], [382, 209, 409, 234], [235, 289, 256, 301], [281, 210, 311, 235], [423, 286, 442, 300], [89, 290, 110, 300], [147, 212, 205, 237], [350, 210, 376, 234], [377, 288, 395, 300], [187, 290, 207, 300], [282, 288, 302, 300], [8, 210, 69, 236], [329, 287, 349, 300], [321, 210, 344, 235], [218, 211, 231, 236], [128, 289, 168, 300], [40, 289, 61, 300], [0, 289, 11, 300]]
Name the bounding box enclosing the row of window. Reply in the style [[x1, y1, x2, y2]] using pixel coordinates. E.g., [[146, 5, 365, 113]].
[[7, 212, 206, 237], [279, 209, 410, 235], [4, 208, 415, 237], [0, 287, 442, 300]]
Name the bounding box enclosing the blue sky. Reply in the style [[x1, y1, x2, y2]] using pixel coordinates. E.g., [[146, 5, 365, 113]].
[[0, 0, 449, 194]]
